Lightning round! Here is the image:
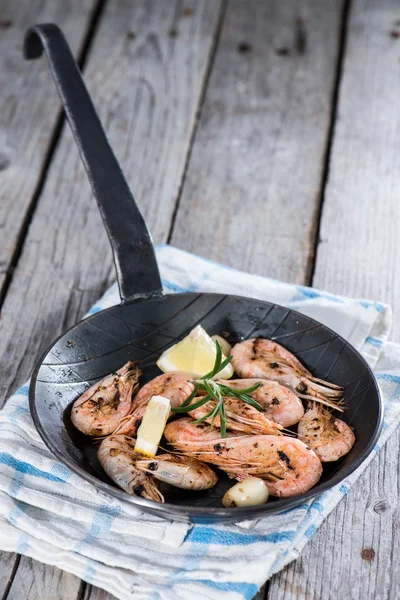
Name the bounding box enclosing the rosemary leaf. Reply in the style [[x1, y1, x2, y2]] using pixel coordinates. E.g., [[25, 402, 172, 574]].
[[171, 394, 210, 413], [179, 382, 199, 407], [210, 401, 221, 428], [202, 379, 220, 402], [237, 394, 264, 411], [219, 402, 227, 438], [200, 339, 223, 379], [192, 403, 216, 424], [223, 382, 262, 394]]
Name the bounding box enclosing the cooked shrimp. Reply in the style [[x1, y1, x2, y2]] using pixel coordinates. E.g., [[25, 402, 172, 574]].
[[218, 378, 305, 427], [188, 396, 284, 435], [98, 435, 216, 500], [297, 404, 355, 462], [98, 435, 163, 501], [71, 362, 141, 436], [115, 373, 195, 436], [164, 419, 322, 498], [136, 454, 218, 490], [231, 338, 344, 411], [134, 373, 195, 409]]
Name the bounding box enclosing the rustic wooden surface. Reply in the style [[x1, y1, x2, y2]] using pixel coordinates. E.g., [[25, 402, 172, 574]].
[[0, 0, 96, 297], [269, 0, 400, 598], [6, 558, 83, 600], [0, 0, 99, 597], [171, 0, 343, 283], [0, 0, 399, 599], [0, 553, 18, 598]]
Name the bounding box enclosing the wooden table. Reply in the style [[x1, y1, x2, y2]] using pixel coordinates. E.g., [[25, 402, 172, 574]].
[[1, 0, 399, 598]]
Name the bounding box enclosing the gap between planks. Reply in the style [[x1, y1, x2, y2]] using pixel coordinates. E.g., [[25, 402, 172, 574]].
[[0, 0, 107, 310], [269, 0, 400, 598], [1, 1, 107, 599], [166, 0, 228, 243], [0, 1, 224, 600], [306, 0, 352, 287], [266, 2, 351, 598]]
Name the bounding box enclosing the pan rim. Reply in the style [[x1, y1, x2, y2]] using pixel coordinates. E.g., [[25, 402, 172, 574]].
[[29, 291, 384, 520]]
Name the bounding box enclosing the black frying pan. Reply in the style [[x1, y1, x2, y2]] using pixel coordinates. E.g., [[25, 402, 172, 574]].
[[26, 24, 383, 524]]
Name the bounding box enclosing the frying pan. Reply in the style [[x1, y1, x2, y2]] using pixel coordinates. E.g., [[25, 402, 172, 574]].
[[26, 24, 383, 524]]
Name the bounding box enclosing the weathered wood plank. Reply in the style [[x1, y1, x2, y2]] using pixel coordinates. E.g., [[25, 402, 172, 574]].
[[170, 0, 344, 283], [308, 0, 400, 340], [0, 2, 101, 598], [0, 552, 19, 598], [0, 2, 222, 599], [0, 0, 222, 403], [269, 0, 400, 598], [0, 0, 96, 296], [6, 556, 83, 600]]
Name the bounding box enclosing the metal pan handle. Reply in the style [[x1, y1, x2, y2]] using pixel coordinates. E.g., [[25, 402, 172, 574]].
[[23, 23, 163, 304]]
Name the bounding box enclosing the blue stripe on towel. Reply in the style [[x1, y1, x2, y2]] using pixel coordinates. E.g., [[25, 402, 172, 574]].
[[199, 580, 259, 599], [82, 564, 97, 584], [291, 287, 344, 304], [358, 300, 385, 312], [376, 374, 400, 384], [17, 533, 30, 554], [0, 453, 67, 483], [365, 336, 383, 348], [186, 527, 296, 546], [74, 504, 121, 552], [161, 279, 193, 293], [17, 385, 29, 397], [305, 525, 317, 539]]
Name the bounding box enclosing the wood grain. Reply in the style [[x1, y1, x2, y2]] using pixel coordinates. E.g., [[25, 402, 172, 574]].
[[0, 0, 222, 404], [309, 0, 400, 340], [6, 556, 83, 600], [0, 0, 96, 295], [0, 1, 99, 598], [170, 0, 343, 283], [269, 0, 400, 598], [0, 2, 222, 600], [0, 552, 18, 598]]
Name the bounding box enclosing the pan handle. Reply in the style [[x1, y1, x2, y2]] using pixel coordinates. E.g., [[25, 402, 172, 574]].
[[23, 23, 163, 304]]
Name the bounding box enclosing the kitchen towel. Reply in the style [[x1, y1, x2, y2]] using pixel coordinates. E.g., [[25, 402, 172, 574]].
[[0, 244, 398, 600]]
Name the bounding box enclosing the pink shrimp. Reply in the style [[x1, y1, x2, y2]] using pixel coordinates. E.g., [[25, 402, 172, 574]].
[[114, 373, 195, 436], [231, 338, 344, 411], [297, 404, 355, 462], [98, 435, 163, 501], [188, 395, 283, 435], [218, 378, 305, 427], [71, 362, 141, 436], [98, 435, 217, 500], [164, 419, 322, 498]]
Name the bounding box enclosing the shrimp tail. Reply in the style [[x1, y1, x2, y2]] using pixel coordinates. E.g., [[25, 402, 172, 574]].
[[296, 391, 344, 412], [309, 376, 344, 390], [133, 478, 164, 502], [304, 379, 344, 399]]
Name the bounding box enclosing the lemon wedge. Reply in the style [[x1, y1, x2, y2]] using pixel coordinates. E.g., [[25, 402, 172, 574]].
[[156, 325, 234, 379], [134, 395, 170, 457]]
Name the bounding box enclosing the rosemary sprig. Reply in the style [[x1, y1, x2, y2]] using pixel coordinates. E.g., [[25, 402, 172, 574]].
[[170, 340, 263, 437]]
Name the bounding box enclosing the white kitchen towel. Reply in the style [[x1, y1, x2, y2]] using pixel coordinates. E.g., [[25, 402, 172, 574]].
[[0, 244, 398, 600]]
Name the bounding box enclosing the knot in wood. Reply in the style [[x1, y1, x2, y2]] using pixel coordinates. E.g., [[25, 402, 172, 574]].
[[361, 547, 375, 561]]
